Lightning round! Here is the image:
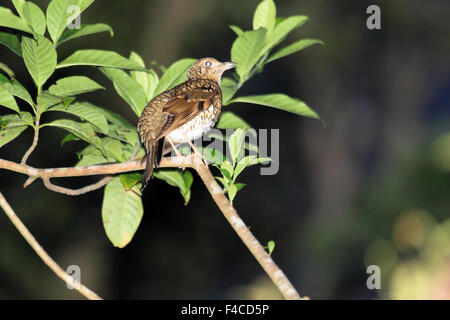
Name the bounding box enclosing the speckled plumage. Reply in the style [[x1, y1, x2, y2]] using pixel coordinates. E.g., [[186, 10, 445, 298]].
[[138, 57, 235, 190]]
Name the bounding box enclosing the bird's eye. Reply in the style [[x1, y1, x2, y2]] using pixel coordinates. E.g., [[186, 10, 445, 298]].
[[205, 61, 212, 67]]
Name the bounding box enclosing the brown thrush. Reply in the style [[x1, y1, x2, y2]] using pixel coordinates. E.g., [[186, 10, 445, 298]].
[[138, 57, 236, 190]]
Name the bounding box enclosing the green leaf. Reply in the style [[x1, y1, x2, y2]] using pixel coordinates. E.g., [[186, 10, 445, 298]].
[[216, 111, 251, 130], [155, 58, 196, 96], [120, 172, 142, 190], [0, 31, 22, 57], [102, 176, 143, 248], [22, 2, 46, 36], [36, 91, 62, 113], [229, 25, 244, 37], [47, 102, 109, 134], [0, 113, 30, 148], [153, 169, 194, 205], [215, 176, 229, 189], [22, 36, 57, 88], [229, 94, 320, 119], [129, 52, 159, 101], [267, 240, 275, 254], [49, 76, 104, 96], [227, 183, 237, 202], [58, 23, 114, 45], [102, 137, 123, 162], [220, 161, 234, 181], [235, 182, 246, 192], [100, 67, 147, 116], [233, 155, 271, 181], [43, 119, 104, 150], [0, 86, 19, 113], [0, 124, 28, 148], [57, 49, 147, 71], [12, 0, 26, 17], [229, 128, 246, 164], [266, 39, 323, 64], [46, 0, 95, 44], [262, 15, 308, 54], [0, 7, 32, 33], [253, 0, 276, 34], [80, 102, 134, 129], [0, 62, 15, 80], [231, 28, 266, 82], [60, 133, 80, 146], [0, 79, 35, 108], [202, 147, 226, 164], [221, 77, 238, 105]]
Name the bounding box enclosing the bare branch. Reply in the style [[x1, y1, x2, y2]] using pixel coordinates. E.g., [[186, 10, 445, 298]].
[[43, 176, 114, 196], [0, 191, 102, 300]]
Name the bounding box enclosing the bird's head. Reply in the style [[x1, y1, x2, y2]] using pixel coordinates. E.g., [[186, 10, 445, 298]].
[[187, 58, 236, 83]]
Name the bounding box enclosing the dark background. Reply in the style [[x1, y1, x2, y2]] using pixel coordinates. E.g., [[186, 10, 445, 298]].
[[0, 0, 449, 299]]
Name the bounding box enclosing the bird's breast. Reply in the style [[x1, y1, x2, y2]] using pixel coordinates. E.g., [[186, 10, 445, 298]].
[[167, 104, 219, 143]]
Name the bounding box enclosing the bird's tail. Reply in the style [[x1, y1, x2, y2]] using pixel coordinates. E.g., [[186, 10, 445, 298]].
[[141, 141, 159, 191]]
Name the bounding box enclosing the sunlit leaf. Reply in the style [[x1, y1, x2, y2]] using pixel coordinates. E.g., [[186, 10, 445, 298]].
[[48, 76, 104, 96], [229, 94, 320, 119], [0, 7, 32, 33], [228, 128, 246, 164], [231, 28, 266, 82], [0, 78, 35, 108], [0, 113, 30, 148], [47, 102, 109, 134], [216, 111, 251, 130], [57, 49, 147, 71], [221, 77, 238, 105], [22, 1, 46, 36], [60, 133, 80, 146], [120, 172, 143, 190], [43, 119, 104, 151], [46, 0, 95, 44], [153, 169, 194, 205], [262, 15, 308, 54], [100, 67, 147, 116], [0, 86, 19, 113], [22, 35, 57, 88], [0, 62, 15, 80], [102, 176, 143, 248], [58, 23, 114, 45], [253, 0, 276, 34], [266, 39, 323, 63], [129, 52, 159, 101], [154, 58, 196, 96], [229, 25, 244, 37]]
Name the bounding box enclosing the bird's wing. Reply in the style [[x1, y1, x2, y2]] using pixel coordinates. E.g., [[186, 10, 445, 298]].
[[155, 80, 220, 140]]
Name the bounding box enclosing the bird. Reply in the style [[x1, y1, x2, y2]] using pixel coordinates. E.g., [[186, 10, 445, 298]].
[[137, 57, 236, 190]]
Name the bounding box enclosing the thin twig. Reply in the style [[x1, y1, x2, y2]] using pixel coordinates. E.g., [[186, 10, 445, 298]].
[[21, 107, 40, 165], [0, 155, 304, 299], [0, 191, 102, 300], [42, 176, 114, 196]]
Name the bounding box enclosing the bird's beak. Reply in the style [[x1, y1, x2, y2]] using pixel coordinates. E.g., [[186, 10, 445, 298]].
[[220, 62, 237, 70]]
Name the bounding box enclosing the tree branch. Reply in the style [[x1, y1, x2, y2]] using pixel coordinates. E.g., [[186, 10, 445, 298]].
[[21, 107, 40, 165], [0, 191, 102, 300], [0, 155, 305, 299], [42, 176, 114, 196]]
